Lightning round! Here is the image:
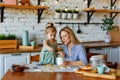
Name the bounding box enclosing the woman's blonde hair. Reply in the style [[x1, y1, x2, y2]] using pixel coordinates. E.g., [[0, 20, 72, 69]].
[[45, 22, 57, 35], [59, 26, 80, 44]]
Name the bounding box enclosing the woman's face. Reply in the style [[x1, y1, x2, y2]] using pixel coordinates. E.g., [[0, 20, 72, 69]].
[[60, 31, 71, 45]]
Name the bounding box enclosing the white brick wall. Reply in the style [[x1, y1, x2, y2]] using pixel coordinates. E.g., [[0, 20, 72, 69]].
[[0, 0, 120, 44]]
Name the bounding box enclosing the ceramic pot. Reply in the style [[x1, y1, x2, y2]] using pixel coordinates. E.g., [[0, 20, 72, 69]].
[[55, 12, 61, 19], [61, 13, 67, 19], [67, 13, 72, 19], [73, 13, 78, 19]]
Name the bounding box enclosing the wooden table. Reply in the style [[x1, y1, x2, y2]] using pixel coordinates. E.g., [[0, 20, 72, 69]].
[[2, 70, 120, 80]]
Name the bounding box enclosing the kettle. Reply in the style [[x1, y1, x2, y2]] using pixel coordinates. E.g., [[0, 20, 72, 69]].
[[90, 55, 104, 69]]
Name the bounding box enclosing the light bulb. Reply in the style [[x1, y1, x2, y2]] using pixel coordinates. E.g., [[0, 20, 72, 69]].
[[83, 0, 87, 4], [55, 0, 58, 5], [65, 7, 68, 12], [75, 7, 78, 11]]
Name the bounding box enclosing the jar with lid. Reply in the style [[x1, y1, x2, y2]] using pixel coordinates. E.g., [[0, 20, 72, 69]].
[[90, 55, 104, 70], [56, 55, 64, 65]]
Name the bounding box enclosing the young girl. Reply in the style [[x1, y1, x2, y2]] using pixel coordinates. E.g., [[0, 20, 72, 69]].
[[39, 22, 63, 65]]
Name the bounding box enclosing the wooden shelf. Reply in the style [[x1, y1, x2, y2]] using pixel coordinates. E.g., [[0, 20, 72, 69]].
[[83, 9, 120, 13], [84, 0, 118, 24], [0, 4, 49, 9], [0, 4, 49, 23], [83, 9, 120, 24]]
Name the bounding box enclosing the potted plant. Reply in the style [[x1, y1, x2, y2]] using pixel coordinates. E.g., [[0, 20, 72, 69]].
[[73, 9, 79, 19], [101, 15, 114, 43], [0, 34, 18, 49], [67, 9, 73, 19], [6, 34, 17, 40], [55, 9, 61, 19], [61, 9, 67, 19], [0, 34, 6, 40]]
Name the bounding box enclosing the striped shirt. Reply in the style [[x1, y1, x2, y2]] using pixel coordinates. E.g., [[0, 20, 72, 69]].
[[63, 44, 88, 65]]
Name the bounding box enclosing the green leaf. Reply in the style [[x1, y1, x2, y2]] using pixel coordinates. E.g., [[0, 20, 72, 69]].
[[101, 16, 114, 31], [0, 34, 6, 40]]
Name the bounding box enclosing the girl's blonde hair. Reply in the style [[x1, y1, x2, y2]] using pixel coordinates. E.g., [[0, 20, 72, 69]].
[[45, 22, 57, 35], [59, 26, 80, 44]]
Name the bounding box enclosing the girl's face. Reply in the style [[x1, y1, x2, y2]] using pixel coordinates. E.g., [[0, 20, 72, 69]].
[[60, 31, 71, 45], [46, 31, 56, 41]]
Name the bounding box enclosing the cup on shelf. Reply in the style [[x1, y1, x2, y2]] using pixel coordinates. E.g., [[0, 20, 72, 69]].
[[30, 41, 36, 47]]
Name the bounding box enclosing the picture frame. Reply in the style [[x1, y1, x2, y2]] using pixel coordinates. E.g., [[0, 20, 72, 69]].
[[3, 0, 17, 5]]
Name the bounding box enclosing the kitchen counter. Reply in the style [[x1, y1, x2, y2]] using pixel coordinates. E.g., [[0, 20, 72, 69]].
[[1, 41, 120, 54], [83, 41, 120, 48], [0, 47, 42, 54]]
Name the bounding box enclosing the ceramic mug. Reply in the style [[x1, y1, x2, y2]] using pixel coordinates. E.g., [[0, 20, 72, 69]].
[[30, 41, 35, 47], [97, 65, 105, 74], [56, 57, 64, 65]]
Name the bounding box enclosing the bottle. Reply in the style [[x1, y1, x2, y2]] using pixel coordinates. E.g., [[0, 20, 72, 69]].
[[22, 31, 29, 46]]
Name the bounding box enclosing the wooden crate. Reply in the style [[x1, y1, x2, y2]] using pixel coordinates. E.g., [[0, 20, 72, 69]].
[[110, 30, 120, 42], [0, 40, 17, 49]]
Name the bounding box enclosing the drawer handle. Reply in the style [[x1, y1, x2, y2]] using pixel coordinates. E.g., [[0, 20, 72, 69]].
[[95, 48, 103, 50], [11, 54, 21, 56]]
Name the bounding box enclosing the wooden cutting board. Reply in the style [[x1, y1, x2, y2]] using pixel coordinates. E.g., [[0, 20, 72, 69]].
[[75, 69, 116, 79], [83, 72, 116, 79], [110, 26, 120, 42], [19, 46, 35, 50]]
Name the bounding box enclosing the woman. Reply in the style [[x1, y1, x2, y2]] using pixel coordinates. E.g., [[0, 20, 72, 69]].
[[59, 26, 88, 66]]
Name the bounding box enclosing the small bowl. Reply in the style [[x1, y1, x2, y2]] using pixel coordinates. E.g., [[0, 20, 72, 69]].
[[12, 64, 25, 72]]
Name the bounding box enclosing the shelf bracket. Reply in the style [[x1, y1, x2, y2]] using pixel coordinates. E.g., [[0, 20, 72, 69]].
[[0, 6, 5, 22], [110, 12, 119, 19], [38, 9, 44, 23], [87, 0, 92, 8], [38, 0, 41, 5], [110, 0, 117, 9], [87, 11, 95, 23], [37, 0, 43, 23]]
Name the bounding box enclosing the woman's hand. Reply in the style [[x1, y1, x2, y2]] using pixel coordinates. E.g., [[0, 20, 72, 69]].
[[62, 61, 70, 66], [62, 61, 84, 66], [57, 51, 64, 57]]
